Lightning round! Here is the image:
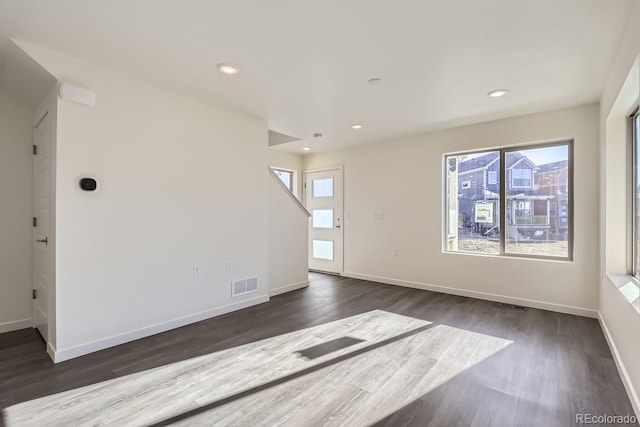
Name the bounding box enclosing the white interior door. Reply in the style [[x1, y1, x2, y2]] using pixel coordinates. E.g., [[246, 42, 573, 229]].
[[32, 111, 51, 341], [304, 168, 343, 274]]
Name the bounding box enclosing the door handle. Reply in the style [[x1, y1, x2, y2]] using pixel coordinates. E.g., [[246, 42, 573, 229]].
[[36, 237, 48, 245], [336, 224, 341, 229]]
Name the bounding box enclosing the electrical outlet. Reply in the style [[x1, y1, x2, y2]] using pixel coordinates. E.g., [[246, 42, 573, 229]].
[[193, 265, 200, 278], [393, 248, 400, 256], [226, 261, 232, 271]]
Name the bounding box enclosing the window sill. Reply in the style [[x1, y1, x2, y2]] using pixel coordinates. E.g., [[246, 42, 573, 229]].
[[442, 249, 573, 263], [606, 274, 640, 314]]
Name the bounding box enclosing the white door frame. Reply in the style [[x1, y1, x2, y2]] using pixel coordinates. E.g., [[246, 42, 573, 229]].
[[32, 85, 56, 361], [304, 165, 344, 274], [32, 109, 51, 342]]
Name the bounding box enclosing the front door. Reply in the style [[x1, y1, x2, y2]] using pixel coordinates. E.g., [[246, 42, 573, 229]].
[[304, 168, 343, 274], [32, 111, 51, 341]]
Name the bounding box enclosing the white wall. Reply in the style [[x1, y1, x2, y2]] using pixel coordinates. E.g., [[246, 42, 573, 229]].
[[599, 1, 640, 415], [19, 42, 270, 361], [268, 172, 309, 296], [0, 87, 33, 333], [304, 103, 600, 316], [269, 148, 304, 200]]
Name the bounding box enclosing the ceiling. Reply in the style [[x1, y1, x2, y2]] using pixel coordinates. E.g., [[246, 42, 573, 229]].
[[0, 0, 634, 153]]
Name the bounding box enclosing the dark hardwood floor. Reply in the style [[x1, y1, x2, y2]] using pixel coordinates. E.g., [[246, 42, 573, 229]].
[[0, 273, 636, 426]]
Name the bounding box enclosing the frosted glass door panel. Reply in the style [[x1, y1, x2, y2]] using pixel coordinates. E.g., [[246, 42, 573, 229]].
[[313, 178, 333, 198], [312, 209, 334, 228], [312, 240, 334, 260]]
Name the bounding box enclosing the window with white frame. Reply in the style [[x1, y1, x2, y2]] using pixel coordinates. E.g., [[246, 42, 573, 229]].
[[445, 141, 572, 259], [632, 108, 640, 278], [511, 168, 532, 188], [271, 168, 294, 193]]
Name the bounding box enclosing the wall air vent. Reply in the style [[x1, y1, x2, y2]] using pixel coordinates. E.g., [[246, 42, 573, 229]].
[[246, 277, 258, 293], [231, 277, 258, 297]]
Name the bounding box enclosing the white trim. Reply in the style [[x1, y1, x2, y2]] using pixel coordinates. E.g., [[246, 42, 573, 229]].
[[303, 165, 344, 174], [52, 295, 269, 363], [269, 280, 309, 297], [510, 167, 533, 189], [0, 318, 33, 334], [488, 170, 497, 185], [486, 156, 500, 169], [47, 341, 56, 361], [598, 312, 640, 419], [509, 157, 528, 169], [342, 271, 598, 318]]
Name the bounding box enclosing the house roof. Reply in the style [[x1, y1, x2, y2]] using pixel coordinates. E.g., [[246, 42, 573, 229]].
[[457, 152, 499, 173], [507, 153, 538, 170], [458, 151, 539, 173], [537, 160, 569, 173]]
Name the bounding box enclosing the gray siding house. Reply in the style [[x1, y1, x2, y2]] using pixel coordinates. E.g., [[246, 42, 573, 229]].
[[456, 152, 562, 240]]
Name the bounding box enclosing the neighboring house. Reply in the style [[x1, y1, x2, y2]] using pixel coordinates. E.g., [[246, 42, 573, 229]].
[[456, 152, 564, 240], [534, 160, 570, 238], [504, 152, 551, 239], [456, 152, 500, 234]]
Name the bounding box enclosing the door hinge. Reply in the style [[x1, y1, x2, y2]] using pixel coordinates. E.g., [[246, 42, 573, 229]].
[[33, 217, 37, 227], [32, 145, 37, 155], [32, 289, 37, 300]]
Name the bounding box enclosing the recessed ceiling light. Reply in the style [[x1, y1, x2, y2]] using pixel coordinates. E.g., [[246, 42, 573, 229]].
[[351, 124, 363, 130], [302, 147, 311, 151], [488, 89, 508, 98], [217, 63, 239, 75], [368, 78, 383, 86]]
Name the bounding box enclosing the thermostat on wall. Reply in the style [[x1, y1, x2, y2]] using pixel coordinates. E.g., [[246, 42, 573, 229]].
[[79, 177, 98, 192]]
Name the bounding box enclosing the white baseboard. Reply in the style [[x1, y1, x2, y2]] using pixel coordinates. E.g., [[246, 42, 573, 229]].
[[53, 295, 269, 363], [269, 280, 309, 297], [598, 312, 640, 419], [342, 272, 598, 318], [47, 342, 56, 362], [0, 318, 33, 334]]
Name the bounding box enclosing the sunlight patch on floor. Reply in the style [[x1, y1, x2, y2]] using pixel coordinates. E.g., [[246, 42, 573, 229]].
[[3, 310, 511, 426]]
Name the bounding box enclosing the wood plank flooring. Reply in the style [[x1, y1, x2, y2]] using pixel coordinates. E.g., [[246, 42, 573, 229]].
[[0, 273, 636, 426]]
